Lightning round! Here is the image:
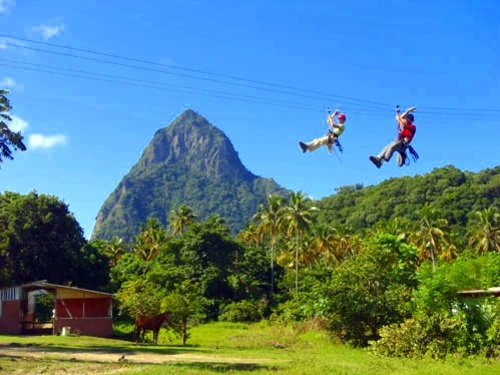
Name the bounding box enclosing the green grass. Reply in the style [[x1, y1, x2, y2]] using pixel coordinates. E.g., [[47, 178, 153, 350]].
[[1, 321, 500, 374]]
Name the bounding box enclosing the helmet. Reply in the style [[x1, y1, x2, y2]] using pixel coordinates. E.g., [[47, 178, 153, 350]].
[[404, 113, 414, 122], [337, 113, 346, 122]]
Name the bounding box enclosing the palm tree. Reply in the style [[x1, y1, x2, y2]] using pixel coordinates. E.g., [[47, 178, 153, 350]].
[[279, 191, 317, 297], [254, 194, 285, 294], [168, 205, 197, 236], [313, 224, 338, 266], [237, 223, 263, 248], [410, 205, 449, 271], [468, 207, 500, 255], [103, 236, 126, 267], [134, 218, 167, 261]]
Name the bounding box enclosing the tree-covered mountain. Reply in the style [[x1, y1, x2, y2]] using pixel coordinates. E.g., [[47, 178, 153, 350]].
[[91, 109, 289, 241], [315, 165, 499, 234]]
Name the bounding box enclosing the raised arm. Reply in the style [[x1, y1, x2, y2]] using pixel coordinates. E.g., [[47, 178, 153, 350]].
[[327, 110, 341, 128], [396, 107, 416, 125]]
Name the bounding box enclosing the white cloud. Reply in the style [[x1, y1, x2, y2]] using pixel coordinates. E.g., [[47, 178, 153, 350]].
[[28, 134, 67, 149], [0, 0, 15, 13], [31, 24, 65, 40], [0, 76, 24, 91], [9, 114, 29, 132]]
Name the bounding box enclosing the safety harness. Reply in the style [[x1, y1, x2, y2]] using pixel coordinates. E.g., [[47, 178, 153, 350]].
[[326, 107, 344, 154], [396, 105, 419, 166]]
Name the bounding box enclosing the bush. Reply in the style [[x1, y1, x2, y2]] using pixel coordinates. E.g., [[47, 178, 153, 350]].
[[369, 312, 484, 359], [219, 300, 261, 323]]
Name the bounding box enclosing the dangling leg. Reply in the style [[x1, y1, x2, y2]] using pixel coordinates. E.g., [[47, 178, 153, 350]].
[[301, 135, 330, 153], [397, 150, 408, 167]]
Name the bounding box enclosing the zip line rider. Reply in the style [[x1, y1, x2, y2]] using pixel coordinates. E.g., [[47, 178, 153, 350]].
[[369, 106, 416, 168], [299, 110, 346, 153]]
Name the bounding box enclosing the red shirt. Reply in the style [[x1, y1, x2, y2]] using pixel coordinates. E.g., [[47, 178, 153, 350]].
[[398, 123, 416, 143]]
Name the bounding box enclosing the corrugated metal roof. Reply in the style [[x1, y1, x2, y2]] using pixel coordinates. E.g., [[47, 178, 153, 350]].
[[457, 287, 500, 297], [20, 281, 113, 297]]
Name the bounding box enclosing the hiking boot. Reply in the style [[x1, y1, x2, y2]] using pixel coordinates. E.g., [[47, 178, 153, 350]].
[[369, 156, 382, 168], [299, 142, 308, 153]]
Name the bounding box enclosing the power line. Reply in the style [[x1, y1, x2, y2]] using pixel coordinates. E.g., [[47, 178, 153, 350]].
[[0, 58, 326, 111], [3, 60, 499, 122], [0, 62, 326, 112], [1, 40, 392, 111], [0, 35, 394, 108], [1, 38, 499, 120]]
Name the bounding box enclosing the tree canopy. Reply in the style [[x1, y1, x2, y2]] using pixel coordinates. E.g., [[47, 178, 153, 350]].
[[0, 89, 26, 165]]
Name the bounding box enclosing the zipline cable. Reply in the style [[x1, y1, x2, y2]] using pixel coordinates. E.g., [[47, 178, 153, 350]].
[[0, 35, 394, 109]]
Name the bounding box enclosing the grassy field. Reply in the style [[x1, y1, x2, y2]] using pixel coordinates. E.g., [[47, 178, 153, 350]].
[[1, 321, 500, 374]]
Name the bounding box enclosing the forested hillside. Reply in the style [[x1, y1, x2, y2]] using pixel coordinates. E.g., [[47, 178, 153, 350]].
[[315, 165, 499, 233]]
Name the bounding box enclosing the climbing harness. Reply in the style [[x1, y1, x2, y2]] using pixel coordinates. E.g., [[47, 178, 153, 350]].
[[396, 105, 418, 166], [326, 106, 344, 154]]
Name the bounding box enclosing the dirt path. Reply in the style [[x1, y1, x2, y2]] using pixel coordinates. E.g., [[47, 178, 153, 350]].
[[0, 345, 279, 365]]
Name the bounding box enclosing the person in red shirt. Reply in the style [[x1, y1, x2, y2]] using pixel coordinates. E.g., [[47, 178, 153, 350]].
[[369, 107, 416, 168]]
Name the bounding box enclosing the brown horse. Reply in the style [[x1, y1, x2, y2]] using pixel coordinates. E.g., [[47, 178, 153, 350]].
[[135, 311, 172, 344]]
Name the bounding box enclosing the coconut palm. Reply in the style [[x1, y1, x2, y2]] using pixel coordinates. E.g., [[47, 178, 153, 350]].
[[410, 205, 449, 271], [237, 223, 263, 248], [279, 191, 317, 297], [313, 224, 338, 266], [103, 236, 127, 267], [254, 194, 285, 294], [168, 205, 197, 236], [134, 218, 167, 261], [468, 207, 500, 254]]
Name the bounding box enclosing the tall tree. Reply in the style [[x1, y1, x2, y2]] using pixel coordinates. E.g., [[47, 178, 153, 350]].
[[168, 205, 197, 237], [0, 191, 107, 289], [279, 191, 317, 297], [313, 224, 338, 266], [133, 218, 168, 262], [99, 236, 127, 268], [410, 205, 450, 271], [468, 207, 500, 254], [254, 194, 285, 294], [0, 89, 26, 165]]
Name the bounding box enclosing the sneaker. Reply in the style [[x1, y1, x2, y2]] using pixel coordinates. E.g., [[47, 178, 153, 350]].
[[369, 156, 382, 168], [299, 142, 308, 153]]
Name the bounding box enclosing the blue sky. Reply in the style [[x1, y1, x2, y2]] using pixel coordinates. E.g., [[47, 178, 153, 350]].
[[1, 0, 499, 239]]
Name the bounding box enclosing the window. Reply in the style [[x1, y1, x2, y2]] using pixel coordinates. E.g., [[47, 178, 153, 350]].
[[0, 287, 20, 301]]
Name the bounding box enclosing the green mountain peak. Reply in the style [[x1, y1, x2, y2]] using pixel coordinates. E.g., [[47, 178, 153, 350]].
[[91, 109, 288, 241]]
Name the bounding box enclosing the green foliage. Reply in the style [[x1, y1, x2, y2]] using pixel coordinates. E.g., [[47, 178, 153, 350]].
[[161, 284, 209, 345], [219, 300, 262, 323], [371, 255, 500, 359], [370, 312, 482, 359], [115, 278, 166, 318], [481, 252, 500, 288], [315, 165, 499, 236], [327, 234, 418, 346], [0, 89, 26, 165], [35, 293, 56, 323], [0, 191, 108, 289], [412, 262, 461, 314]]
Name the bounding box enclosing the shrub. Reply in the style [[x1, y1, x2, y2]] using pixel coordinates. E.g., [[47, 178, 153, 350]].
[[219, 300, 261, 323], [369, 312, 484, 359]]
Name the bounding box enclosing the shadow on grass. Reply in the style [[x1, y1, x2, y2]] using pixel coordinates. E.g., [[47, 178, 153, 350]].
[[167, 361, 281, 372], [1, 341, 211, 356]]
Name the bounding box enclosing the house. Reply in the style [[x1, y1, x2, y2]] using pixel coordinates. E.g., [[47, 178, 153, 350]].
[[0, 281, 113, 337]]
